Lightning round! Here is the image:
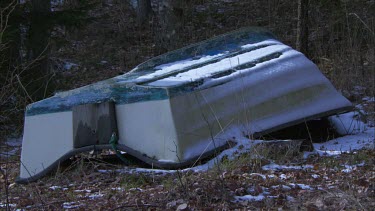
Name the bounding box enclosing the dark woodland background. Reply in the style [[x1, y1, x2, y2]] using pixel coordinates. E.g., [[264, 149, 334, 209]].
[[1, 0, 374, 138]]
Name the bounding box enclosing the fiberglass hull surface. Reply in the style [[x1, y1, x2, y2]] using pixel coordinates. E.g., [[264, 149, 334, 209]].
[[18, 28, 352, 183]]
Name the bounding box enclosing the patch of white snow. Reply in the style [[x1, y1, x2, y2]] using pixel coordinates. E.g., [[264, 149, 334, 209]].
[[62, 201, 83, 209], [328, 111, 367, 135], [63, 62, 78, 71], [148, 44, 290, 87], [312, 132, 374, 156], [249, 173, 267, 180], [111, 187, 124, 191], [1, 137, 22, 158], [136, 54, 224, 82], [296, 184, 314, 190], [49, 186, 61, 190], [98, 135, 264, 175], [88, 192, 104, 199], [363, 96, 375, 102], [311, 174, 320, 179], [341, 162, 365, 173], [233, 194, 265, 202], [279, 174, 287, 180], [0, 203, 16, 208], [74, 189, 92, 193], [5, 137, 22, 147], [262, 163, 313, 171]]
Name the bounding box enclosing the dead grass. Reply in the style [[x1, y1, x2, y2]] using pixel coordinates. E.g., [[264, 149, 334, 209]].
[[1, 144, 374, 210]]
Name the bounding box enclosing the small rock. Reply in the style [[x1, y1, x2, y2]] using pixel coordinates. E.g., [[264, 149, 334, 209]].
[[195, 188, 203, 195], [235, 187, 246, 195], [166, 201, 176, 208], [176, 203, 188, 210]]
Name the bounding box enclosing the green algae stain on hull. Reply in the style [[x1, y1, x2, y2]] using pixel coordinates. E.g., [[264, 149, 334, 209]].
[[26, 27, 277, 116]]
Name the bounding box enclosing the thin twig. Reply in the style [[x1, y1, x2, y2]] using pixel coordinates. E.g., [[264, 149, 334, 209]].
[[20, 161, 46, 204], [110, 203, 160, 211], [348, 13, 375, 36], [15, 74, 33, 102]]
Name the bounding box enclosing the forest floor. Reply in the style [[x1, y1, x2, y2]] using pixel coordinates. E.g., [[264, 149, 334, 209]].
[[1, 134, 374, 210]]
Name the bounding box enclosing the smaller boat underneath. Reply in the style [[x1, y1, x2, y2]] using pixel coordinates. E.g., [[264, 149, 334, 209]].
[[17, 27, 352, 183]]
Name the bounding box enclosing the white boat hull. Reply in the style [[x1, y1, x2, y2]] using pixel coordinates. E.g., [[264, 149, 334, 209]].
[[18, 27, 352, 183]]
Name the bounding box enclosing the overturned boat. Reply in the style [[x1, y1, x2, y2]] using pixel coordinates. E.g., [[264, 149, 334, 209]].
[[18, 27, 352, 183]]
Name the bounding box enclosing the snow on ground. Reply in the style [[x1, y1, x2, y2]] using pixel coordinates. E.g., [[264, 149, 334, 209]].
[[233, 184, 299, 203], [232, 180, 318, 203], [311, 174, 320, 179], [98, 108, 374, 179], [0, 203, 16, 208], [44, 187, 105, 207], [233, 194, 265, 202], [288, 183, 314, 190], [190, 138, 264, 172], [249, 173, 267, 180], [280, 174, 289, 180], [88, 192, 104, 199], [62, 201, 84, 209], [101, 114, 373, 177], [271, 185, 292, 190], [63, 62, 78, 71], [4, 137, 22, 147], [229, 107, 374, 202], [341, 162, 365, 173], [328, 111, 368, 135], [98, 138, 264, 175], [351, 86, 366, 96], [4, 94, 372, 206], [49, 185, 62, 190], [97, 105, 374, 205], [111, 187, 125, 191], [308, 110, 374, 157], [0, 137, 22, 158], [310, 132, 373, 157], [262, 164, 313, 171], [362, 96, 375, 103], [74, 189, 92, 193]]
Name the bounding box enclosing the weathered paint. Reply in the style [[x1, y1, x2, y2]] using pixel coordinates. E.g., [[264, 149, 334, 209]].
[[18, 27, 353, 183], [72, 102, 117, 147], [25, 27, 277, 117]]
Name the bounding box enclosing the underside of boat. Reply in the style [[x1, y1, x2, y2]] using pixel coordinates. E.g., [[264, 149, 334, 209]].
[[17, 27, 352, 183]]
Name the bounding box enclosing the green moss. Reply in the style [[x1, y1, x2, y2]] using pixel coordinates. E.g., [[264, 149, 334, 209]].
[[120, 173, 150, 190]]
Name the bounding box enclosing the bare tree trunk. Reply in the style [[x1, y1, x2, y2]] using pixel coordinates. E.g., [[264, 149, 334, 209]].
[[157, 0, 184, 53], [31, 0, 51, 14], [137, 0, 152, 26], [296, 0, 309, 57], [26, 0, 52, 100]]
